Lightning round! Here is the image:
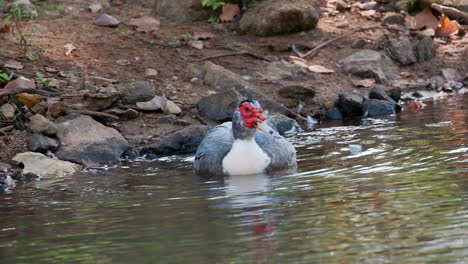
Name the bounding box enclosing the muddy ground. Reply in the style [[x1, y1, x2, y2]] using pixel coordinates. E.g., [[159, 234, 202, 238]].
[[0, 0, 467, 163]]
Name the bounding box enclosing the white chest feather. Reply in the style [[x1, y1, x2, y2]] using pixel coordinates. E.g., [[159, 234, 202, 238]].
[[222, 139, 271, 175]]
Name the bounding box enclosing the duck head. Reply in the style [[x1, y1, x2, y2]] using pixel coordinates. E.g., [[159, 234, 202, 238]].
[[232, 99, 274, 139]]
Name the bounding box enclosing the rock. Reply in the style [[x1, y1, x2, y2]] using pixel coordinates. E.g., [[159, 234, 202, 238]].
[[153, 0, 212, 21], [339, 50, 398, 84], [120, 81, 155, 105], [27, 114, 57, 136], [13, 152, 81, 177], [266, 114, 300, 135], [95, 13, 120, 27], [326, 107, 343, 120], [385, 38, 417, 65], [351, 38, 368, 49], [155, 115, 193, 126], [193, 62, 296, 117], [136, 95, 166, 111], [387, 87, 402, 102], [335, 0, 350, 12], [55, 115, 130, 165], [382, 13, 405, 26], [88, 3, 102, 13], [336, 21, 349, 28], [145, 68, 158, 78], [337, 92, 366, 117], [369, 86, 397, 104], [0, 103, 16, 120], [197, 90, 243, 122], [47, 101, 67, 118], [239, 0, 321, 36], [31, 101, 48, 115], [362, 99, 396, 117], [278, 86, 316, 103], [412, 36, 436, 63], [164, 100, 182, 115], [27, 134, 58, 153], [262, 60, 321, 82], [441, 68, 462, 81], [141, 125, 210, 157]]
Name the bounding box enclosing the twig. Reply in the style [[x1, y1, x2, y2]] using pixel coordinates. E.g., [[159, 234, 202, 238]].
[[431, 3, 468, 24], [199, 51, 272, 62], [0, 88, 63, 97], [299, 26, 408, 59], [65, 109, 119, 120], [0, 125, 14, 133]]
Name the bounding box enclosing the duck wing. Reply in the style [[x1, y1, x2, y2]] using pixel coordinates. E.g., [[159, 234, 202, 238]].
[[255, 131, 297, 172], [194, 122, 234, 176]]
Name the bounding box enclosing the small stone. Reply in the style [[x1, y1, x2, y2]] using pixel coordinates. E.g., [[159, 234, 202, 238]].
[[326, 107, 343, 120], [339, 50, 398, 84], [0, 103, 16, 120], [27, 114, 57, 136], [382, 13, 405, 26], [145, 68, 158, 77], [385, 38, 417, 65], [120, 81, 155, 105], [337, 92, 366, 117], [47, 101, 67, 118], [336, 21, 349, 28], [104, 108, 139, 120], [12, 152, 82, 178], [27, 134, 58, 153], [88, 3, 102, 13], [164, 100, 182, 115], [441, 68, 461, 81], [190, 77, 198, 83], [172, 76, 179, 81], [335, 0, 350, 12], [95, 13, 120, 27], [136, 95, 166, 111], [5, 60, 24, 70], [351, 38, 367, 49], [362, 99, 396, 117]]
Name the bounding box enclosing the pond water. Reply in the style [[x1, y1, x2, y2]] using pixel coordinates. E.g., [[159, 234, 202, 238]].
[[1, 93, 467, 264]]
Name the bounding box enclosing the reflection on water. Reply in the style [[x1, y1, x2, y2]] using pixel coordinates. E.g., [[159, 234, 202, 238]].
[[0, 93, 467, 264]]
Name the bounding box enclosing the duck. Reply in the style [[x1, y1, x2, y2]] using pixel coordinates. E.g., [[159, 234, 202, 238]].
[[194, 99, 297, 176]]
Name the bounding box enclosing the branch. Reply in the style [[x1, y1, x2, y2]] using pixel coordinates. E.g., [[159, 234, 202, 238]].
[[431, 3, 468, 24], [199, 51, 272, 62], [66, 109, 119, 120], [299, 26, 408, 59], [0, 88, 63, 97]]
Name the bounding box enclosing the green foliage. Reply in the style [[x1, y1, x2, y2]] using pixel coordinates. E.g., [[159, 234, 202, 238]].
[[202, 0, 225, 10], [0, 66, 10, 87], [28, 53, 39, 61], [182, 33, 193, 40], [36, 72, 51, 87]]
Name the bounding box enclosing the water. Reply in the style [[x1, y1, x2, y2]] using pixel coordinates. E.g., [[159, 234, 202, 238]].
[[1, 93, 467, 264]]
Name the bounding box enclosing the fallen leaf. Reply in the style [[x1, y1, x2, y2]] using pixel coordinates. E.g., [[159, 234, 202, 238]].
[[128, 16, 160, 33], [435, 15, 461, 37], [16, 93, 41, 108], [193, 31, 215, 40], [358, 10, 376, 18], [289, 56, 309, 68], [0, 21, 11, 33], [64, 43, 76, 56], [406, 101, 425, 111], [405, 7, 439, 30], [219, 4, 240, 22], [352, 78, 375, 88], [5, 60, 24, 70], [136, 95, 167, 111], [308, 65, 335, 74], [4, 76, 36, 90], [95, 13, 120, 27], [189, 40, 204, 50]]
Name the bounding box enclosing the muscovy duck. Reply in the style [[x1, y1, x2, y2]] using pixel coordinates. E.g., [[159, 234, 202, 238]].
[[194, 99, 297, 176]]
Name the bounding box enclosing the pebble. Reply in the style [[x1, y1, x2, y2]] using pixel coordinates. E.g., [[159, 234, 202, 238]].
[[145, 68, 158, 77]]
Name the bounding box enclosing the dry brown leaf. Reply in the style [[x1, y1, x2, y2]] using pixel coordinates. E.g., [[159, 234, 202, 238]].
[[219, 4, 240, 22], [193, 32, 215, 40], [289, 56, 309, 68], [128, 16, 160, 33], [64, 43, 76, 56], [352, 78, 375, 88], [0, 22, 11, 33], [406, 101, 425, 111], [308, 65, 335, 74], [435, 15, 461, 37], [405, 7, 439, 30]]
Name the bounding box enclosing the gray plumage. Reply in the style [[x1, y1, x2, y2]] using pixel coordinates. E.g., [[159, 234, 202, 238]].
[[194, 100, 297, 176]]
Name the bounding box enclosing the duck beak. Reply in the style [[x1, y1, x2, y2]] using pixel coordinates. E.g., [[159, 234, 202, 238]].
[[256, 120, 275, 135]]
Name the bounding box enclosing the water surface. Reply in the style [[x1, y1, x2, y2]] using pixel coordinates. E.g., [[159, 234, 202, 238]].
[[1, 93, 467, 264]]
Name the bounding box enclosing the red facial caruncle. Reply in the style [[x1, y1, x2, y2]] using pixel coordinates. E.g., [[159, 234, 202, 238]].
[[238, 102, 266, 129]]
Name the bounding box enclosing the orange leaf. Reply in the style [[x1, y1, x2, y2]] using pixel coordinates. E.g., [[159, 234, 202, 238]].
[[435, 15, 461, 37], [16, 93, 41, 108], [219, 4, 240, 22], [406, 101, 425, 111]]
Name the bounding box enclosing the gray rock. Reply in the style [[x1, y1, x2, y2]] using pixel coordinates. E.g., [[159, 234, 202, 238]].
[[141, 125, 210, 157], [0, 103, 16, 120], [27, 114, 58, 136], [193, 62, 296, 117], [362, 99, 396, 117], [197, 90, 244, 122], [387, 87, 402, 102], [337, 92, 366, 117], [136, 95, 166, 111], [278, 85, 316, 103], [326, 107, 343, 120], [369, 86, 397, 104], [339, 50, 398, 84], [351, 38, 367, 49], [153, 0, 212, 21], [413, 36, 436, 63], [120, 81, 155, 105], [385, 38, 417, 65], [12, 152, 81, 178], [262, 60, 322, 82], [266, 114, 300, 135], [239, 0, 321, 36], [155, 115, 193, 126], [335, 0, 350, 12], [382, 13, 405, 26], [163, 100, 182, 115], [27, 134, 58, 153], [95, 13, 120, 27], [55, 114, 130, 165], [104, 108, 139, 120]]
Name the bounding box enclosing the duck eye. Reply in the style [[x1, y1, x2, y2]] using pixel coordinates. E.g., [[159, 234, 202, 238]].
[[244, 107, 249, 111]]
